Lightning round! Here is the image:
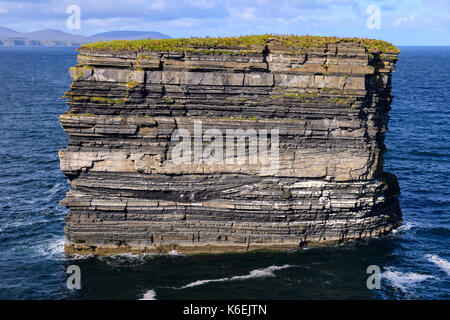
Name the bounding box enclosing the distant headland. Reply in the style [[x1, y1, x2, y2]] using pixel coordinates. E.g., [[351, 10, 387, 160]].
[[0, 27, 170, 47]]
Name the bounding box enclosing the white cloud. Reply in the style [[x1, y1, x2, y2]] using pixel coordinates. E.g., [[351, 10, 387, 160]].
[[321, 0, 352, 4], [0, 7, 8, 14], [229, 7, 257, 21], [393, 17, 407, 26], [393, 15, 416, 26], [291, 15, 308, 23], [149, 0, 166, 11], [187, 0, 220, 8]]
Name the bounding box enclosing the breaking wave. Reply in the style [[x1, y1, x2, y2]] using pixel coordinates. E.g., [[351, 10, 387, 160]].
[[0, 218, 48, 233], [67, 253, 95, 261], [381, 267, 434, 292], [140, 289, 157, 300], [178, 264, 294, 289], [425, 254, 450, 275], [392, 221, 415, 234], [167, 250, 183, 256], [34, 236, 65, 260], [46, 182, 65, 200]]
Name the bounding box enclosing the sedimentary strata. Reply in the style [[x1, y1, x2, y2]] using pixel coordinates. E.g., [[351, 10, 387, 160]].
[[60, 35, 401, 255]]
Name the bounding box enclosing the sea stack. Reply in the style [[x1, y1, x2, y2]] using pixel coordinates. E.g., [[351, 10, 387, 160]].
[[59, 35, 401, 255]]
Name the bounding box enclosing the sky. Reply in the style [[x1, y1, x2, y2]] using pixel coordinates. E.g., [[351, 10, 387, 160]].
[[0, 0, 449, 45]]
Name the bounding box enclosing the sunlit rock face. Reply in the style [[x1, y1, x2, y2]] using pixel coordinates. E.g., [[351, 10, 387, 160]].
[[59, 36, 401, 255]]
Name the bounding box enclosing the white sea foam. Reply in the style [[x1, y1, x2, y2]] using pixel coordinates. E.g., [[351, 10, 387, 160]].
[[392, 222, 414, 234], [425, 254, 450, 276], [67, 253, 95, 260], [98, 252, 154, 267], [46, 183, 64, 199], [97, 250, 182, 262], [167, 250, 183, 256], [48, 183, 61, 193], [110, 253, 144, 259], [35, 236, 65, 260], [140, 289, 157, 300], [179, 264, 293, 289], [381, 267, 434, 292], [1, 219, 48, 232]]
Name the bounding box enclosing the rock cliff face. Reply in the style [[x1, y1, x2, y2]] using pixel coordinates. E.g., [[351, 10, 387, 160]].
[[60, 36, 401, 255]]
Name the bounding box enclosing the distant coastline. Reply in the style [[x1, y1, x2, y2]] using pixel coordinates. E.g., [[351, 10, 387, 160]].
[[0, 27, 170, 47], [0, 39, 83, 47]]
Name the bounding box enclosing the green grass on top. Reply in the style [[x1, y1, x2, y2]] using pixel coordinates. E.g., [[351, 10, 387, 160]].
[[275, 35, 400, 53], [81, 35, 270, 52], [80, 34, 400, 54]]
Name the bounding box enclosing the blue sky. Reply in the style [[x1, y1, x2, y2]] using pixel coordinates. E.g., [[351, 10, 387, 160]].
[[0, 0, 449, 45]]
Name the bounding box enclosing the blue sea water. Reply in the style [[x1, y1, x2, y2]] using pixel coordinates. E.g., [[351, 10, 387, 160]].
[[0, 46, 448, 300]]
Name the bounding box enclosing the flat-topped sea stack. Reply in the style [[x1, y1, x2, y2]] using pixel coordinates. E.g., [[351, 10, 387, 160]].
[[60, 35, 402, 255]]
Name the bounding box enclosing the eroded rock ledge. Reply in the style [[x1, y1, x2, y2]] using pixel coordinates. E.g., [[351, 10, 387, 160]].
[[60, 35, 401, 255]]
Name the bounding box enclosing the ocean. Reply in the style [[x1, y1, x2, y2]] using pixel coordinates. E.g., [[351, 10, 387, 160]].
[[0, 46, 448, 300]]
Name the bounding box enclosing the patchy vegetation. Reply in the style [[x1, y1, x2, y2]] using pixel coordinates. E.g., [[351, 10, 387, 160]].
[[271, 90, 319, 101], [126, 80, 140, 89], [60, 112, 94, 119], [81, 35, 400, 54], [70, 65, 93, 81], [71, 96, 128, 104], [275, 35, 399, 53]]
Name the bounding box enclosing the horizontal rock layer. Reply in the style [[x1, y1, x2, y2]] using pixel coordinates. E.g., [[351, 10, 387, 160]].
[[60, 37, 401, 255]]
